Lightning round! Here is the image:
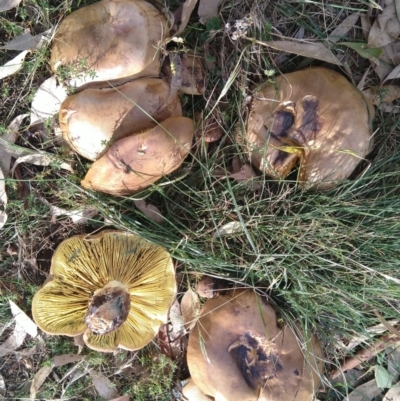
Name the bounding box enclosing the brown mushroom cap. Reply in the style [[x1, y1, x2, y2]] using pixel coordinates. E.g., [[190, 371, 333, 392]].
[[51, 0, 167, 88], [32, 230, 177, 352], [81, 116, 194, 196], [187, 289, 323, 401], [245, 68, 375, 189], [60, 78, 182, 161]]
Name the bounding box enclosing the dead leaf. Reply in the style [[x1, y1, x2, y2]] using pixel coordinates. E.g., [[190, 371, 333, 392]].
[[198, 0, 223, 24], [383, 383, 400, 401], [327, 13, 360, 43], [0, 114, 28, 175], [89, 369, 118, 401], [109, 396, 130, 401], [134, 199, 164, 224], [0, 50, 28, 80], [0, 169, 7, 230], [30, 365, 53, 400], [369, 0, 400, 48], [30, 76, 68, 125], [0, 29, 50, 51], [0, 323, 26, 357], [213, 221, 244, 239], [53, 354, 85, 367], [181, 289, 200, 330], [9, 300, 37, 338], [197, 275, 217, 298], [383, 65, 400, 83], [347, 379, 383, 401], [0, 0, 22, 12], [169, 299, 185, 337], [0, 373, 5, 396], [371, 42, 400, 82], [254, 40, 343, 66], [46, 203, 99, 224], [360, 13, 372, 42], [10, 153, 74, 176], [387, 347, 400, 382], [174, 0, 198, 37], [363, 85, 400, 105]]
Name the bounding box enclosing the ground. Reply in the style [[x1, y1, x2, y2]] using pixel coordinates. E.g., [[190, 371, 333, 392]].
[[1, 0, 400, 400]]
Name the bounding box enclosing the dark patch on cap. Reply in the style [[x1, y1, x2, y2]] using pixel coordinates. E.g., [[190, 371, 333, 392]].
[[229, 331, 283, 390], [271, 110, 294, 136], [274, 150, 291, 167], [294, 369, 300, 376], [300, 95, 322, 140]]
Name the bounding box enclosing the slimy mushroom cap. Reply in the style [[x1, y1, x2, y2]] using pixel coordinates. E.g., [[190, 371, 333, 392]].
[[187, 289, 323, 401], [245, 68, 375, 189], [60, 78, 182, 161], [51, 0, 167, 88], [32, 230, 177, 352], [81, 116, 194, 196]]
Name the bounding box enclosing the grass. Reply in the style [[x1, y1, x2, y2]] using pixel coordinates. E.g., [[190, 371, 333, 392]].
[[1, 0, 400, 399]]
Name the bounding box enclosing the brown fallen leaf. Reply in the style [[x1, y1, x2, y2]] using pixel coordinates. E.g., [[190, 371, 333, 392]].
[[250, 39, 343, 66], [198, 0, 224, 24], [30, 365, 53, 400], [195, 115, 223, 143], [363, 85, 400, 105], [173, 0, 199, 37], [53, 354, 86, 367], [368, 0, 400, 48], [327, 12, 360, 43], [383, 383, 400, 401], [9, 300, 37, 338], [383, 64, 400, 83], [196, 275, 218, 298], [89, 369, 118, 400], [0, 0, 22, 12], [181, 289, 200, 330], [133, 199, 164, 224], [347, 379, 383, 401], [0, 28, 51, 51]]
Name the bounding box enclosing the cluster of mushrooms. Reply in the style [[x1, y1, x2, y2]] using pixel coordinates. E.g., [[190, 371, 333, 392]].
[[53, 0, 204, 196], [31, 0, 379, 399]]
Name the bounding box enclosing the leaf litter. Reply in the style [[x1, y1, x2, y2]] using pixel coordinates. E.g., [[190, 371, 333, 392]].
[[0, 50, 28, 80]]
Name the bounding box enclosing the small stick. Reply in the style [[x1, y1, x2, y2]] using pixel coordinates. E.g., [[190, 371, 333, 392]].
[[331, 333, 400, 379]]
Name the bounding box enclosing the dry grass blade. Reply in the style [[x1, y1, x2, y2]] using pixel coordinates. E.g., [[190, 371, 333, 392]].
[[249, 39, 343, 65]]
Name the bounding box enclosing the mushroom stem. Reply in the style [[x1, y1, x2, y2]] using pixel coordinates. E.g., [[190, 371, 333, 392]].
[[85, 280, 130, 335]]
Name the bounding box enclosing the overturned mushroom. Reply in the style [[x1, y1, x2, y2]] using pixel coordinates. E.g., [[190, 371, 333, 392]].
[[244, 68, 375, 189], [60, 78, 182, 160], [186, 289, 323, 401], [81, 116, 194, 196], [51, 0, 167, 88], [32, 230, 176, 352]]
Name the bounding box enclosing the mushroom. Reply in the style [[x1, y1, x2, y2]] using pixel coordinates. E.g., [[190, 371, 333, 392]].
[[51, 0, 167, 88], [187, 289, 323, 401], [81, 116, 194, 196], [161, 51, 205, 95], [60, 78, 182, 161], [32, 230, 177, 352], [245, 68, 375, 189]]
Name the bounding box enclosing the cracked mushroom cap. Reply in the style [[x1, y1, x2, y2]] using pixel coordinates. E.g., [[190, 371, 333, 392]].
[[187, 289, 323, 401], [51, 0, 167, 88], [245, 68, 375, 189], [32, 230, 176, 352], [60, 78, 182, 161], [81, 116, 194, 196]]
